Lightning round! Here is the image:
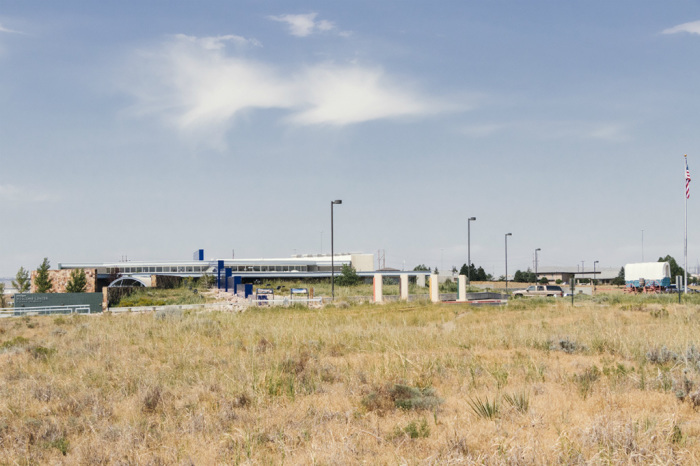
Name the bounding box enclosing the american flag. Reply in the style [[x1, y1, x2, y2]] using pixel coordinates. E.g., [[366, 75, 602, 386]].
[[686, 155, 691, 199]]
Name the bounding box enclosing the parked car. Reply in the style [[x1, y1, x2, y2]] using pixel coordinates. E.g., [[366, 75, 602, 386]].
[[512, 285, 564, 298]]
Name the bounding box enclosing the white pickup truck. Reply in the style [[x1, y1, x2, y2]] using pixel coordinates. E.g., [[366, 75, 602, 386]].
[[512, 285, 564, 298]]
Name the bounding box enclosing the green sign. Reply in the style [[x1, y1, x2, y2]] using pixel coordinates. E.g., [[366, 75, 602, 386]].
[[14, 293, 103, 314]]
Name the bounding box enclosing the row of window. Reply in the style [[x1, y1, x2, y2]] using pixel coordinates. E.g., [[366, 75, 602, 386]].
[[107, 266, 212, 274], [106, 264, 328, 274], [229, 265, 309, 272]]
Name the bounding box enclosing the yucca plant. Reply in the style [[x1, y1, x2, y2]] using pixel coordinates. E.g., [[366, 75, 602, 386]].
[[468, 395, 499, 420], [503, 391, 530, 413]]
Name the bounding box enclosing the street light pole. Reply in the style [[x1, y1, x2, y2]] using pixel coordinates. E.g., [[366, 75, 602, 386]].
[[331, 200, 342, 301], [505, 233, 512, 293], [593, 260, 599, 294], [468, 217, 476, 285], [535, 248, 541, 283]]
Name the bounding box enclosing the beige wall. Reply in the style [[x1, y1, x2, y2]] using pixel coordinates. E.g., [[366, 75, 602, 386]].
[[30, 269, 97, 293], [351, 254, 374, 272]]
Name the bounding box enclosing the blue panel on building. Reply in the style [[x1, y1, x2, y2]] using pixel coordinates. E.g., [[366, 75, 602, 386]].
[[217, 260, 225, 288]]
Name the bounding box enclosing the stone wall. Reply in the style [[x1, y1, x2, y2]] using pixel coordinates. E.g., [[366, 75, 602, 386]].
[[30, 269, 97, 293]]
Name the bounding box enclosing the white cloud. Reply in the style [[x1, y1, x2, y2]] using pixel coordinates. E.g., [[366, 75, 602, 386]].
[[268, 13, 347, 37], [269, 13, 317, 37], [120, 34, 454, 142], [662, 20, 700, 35], [291, 64, 438, 125]]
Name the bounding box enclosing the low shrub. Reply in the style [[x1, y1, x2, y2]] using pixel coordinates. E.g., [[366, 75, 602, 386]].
[[361, 384, 443, 414]]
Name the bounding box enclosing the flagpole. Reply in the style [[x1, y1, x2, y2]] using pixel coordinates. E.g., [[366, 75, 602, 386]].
[[685, 154, 689, 294]]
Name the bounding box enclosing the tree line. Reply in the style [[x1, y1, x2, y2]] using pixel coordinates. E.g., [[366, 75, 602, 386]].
[[8, 258, 88, 295]]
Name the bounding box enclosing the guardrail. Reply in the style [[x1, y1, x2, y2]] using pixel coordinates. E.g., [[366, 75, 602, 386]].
[[0, 305, 94, 318], [109, 302, 245, 313]]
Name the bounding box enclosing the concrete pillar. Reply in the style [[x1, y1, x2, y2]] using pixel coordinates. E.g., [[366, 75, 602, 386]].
[[399, 274, 409, 300], [430, 274, 440, 303], [417, 274, 426, 287], [373, 273, 383, 303], [458, 274, 467, 302]]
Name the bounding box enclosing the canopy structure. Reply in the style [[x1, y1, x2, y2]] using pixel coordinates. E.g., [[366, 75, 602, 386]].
[[108, 276, 152, 288]]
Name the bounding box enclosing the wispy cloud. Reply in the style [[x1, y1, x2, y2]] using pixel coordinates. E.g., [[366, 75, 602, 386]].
[[172, 33, 261, 50], [0, 184, 53, 203], [0, 23, 24, 35], [460, 120, 629, 142], [460, 124, 504, 138], [268, 13, 348, 37], [120, 34, 456, 144], [589, 124, 628, 142], [662, 20, 700, 35]]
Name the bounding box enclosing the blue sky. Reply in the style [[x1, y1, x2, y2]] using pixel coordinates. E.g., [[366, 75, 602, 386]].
[[2, 1, 700, 278]]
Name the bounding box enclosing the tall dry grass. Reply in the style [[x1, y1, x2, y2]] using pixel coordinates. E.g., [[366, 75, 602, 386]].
[[1, 298, 700, 463]]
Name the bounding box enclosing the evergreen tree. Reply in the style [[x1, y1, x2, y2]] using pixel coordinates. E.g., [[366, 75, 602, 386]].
[[459, 263, 469, 277], [513, 270, 525, 282], [658, 255, 685, 280], [525, 268, 537, 283], [34, 257, 53, 293], [65, 268, 87, 293], [0, 283, 5, 308], [459, 263, 489, 281], [611, 267, 625, 286], [12, 267, 30, 293], [413, 264, 430, 272], [336, 264, 361, 286]]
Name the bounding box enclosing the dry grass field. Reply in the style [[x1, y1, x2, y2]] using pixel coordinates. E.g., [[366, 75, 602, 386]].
[[2, 296, 700, 464]]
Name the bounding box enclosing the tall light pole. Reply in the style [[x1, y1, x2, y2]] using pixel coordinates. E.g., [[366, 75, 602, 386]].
[[593, 260, 599, 294], [535, 248, 541, 283], [468, 217, 476, 284], [331, 200, 342, 301], [505, 233, 512, 293]]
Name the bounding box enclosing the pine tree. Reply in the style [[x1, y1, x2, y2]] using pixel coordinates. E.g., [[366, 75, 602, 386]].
[[65, 268, 87, 293], [611, 267, 625, 286], [459, 263, 488, 281], [12, 266, 30, 293], [34, 257, 53, 293]]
